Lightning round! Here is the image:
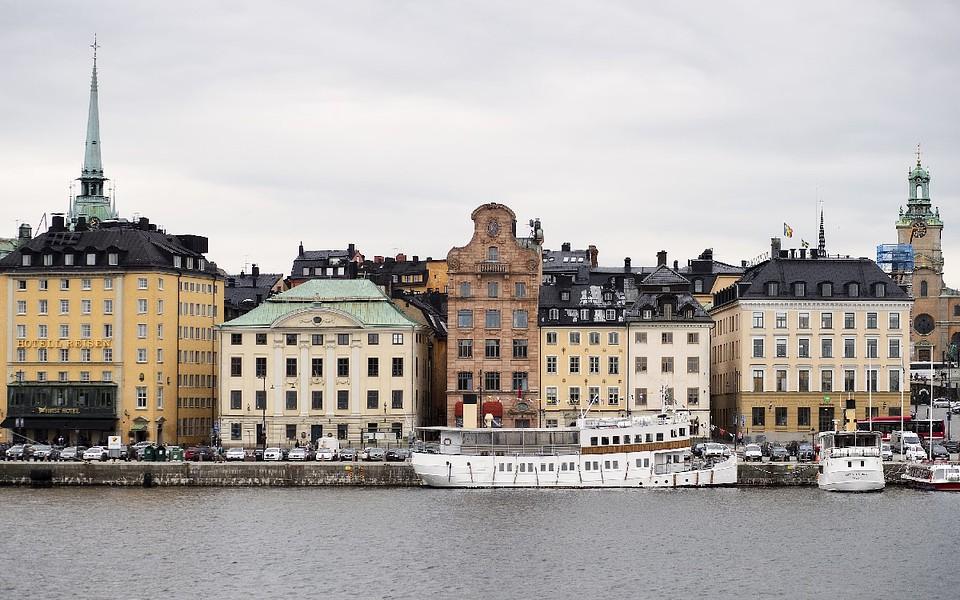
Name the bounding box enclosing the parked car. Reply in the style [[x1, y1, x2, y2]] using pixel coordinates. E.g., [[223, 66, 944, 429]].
[[83, 446, 108, 461], [703, 443, 730, 458], [890, 431, 924, 455], [224, 447, 247, 461], [769, 445, 790, 462], [944, 439, 959, 453], [338, 448, 358, 461], [933, 397, 952, 408], [263, 447, 284, 461], [184, 446, 216, 462], [365, 448, 386, 461], [880, 443, 894, 461], [905, 446, 927, 462], [692, 443, 707, 458], [59, 446, 87, 461], [5, 444, 33, 460], [287, 447, 314, 461], [31, 444, 56, 461], [315, 447, 337, 461], [386, 448, 410, 462], [924, 442, 950, 460], [797, 443, 815, 462], [744, 444, 763, 462]]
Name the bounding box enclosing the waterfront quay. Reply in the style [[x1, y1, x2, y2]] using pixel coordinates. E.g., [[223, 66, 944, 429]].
[[0, 458, 921, 487]]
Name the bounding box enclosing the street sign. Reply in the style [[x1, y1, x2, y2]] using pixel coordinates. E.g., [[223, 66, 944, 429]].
[[107, 436, 122, 450]]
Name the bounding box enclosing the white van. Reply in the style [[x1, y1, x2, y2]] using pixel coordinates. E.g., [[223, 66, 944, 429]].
[[890, 430, 923, 455]]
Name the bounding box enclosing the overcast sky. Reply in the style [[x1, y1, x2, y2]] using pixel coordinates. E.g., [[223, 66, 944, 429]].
[[3, 1, 959, 282]]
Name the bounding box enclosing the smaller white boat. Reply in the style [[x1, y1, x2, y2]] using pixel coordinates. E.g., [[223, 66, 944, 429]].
[[902, 462, 960, 491], [816, 430, 885, 492]]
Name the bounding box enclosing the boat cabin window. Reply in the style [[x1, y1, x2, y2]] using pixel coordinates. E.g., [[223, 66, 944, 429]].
[[498, 463, 504, 472], [507, 463, 512, 471], [671, 429, 676, 438], [601, 436, 609, 445], [646, 434, 653, 442], [656, 433, 664, 441], [679, 428, 686, 436], [604, 460, 611, 469], [613, 436, 620, 444], [590, 436, 598, 446], [623, 435, 631, 444], [613, 460, 619, 469], [561, 462, 568, 471], [593, 461, 599, 470], [528, 463, 534, 471], [584, 462, 591, 471]]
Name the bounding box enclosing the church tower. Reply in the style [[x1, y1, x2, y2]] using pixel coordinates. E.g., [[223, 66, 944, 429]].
[[895, 149, 958, 361], [70, 37, 117, 227]]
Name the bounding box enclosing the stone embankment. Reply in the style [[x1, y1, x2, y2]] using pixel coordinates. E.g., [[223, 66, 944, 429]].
[[0, 461, 914, 487]]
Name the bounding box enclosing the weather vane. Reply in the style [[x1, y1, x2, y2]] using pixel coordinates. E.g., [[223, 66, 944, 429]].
[[90, 34, 100, 62]]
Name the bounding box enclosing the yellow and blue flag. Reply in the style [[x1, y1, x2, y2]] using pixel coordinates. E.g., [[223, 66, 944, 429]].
[[783, 223, 794, 238]]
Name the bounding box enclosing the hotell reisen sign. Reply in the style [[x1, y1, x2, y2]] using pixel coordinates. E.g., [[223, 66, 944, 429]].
[[16, 339, 113, 349]]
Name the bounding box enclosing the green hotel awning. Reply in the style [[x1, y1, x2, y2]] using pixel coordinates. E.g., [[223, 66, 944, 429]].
[[129, 421, 148, 432]]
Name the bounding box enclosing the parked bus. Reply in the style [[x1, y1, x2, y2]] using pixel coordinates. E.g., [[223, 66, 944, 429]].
[[857, 416, 945, 441]]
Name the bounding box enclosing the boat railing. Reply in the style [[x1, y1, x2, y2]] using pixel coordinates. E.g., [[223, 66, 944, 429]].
[[455, 444, 582, 456], [827, 447, 880, 458]]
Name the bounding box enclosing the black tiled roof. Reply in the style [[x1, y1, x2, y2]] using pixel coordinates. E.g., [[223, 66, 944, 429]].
[[0, 223, 217, 274]]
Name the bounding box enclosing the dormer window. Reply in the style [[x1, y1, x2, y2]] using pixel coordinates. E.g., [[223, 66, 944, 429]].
[[663, 304, 673, 319], [302, 267, 309, 276], [186, 257, 194, 270], [694, 279, 703, 293], [199, 259, 206, 271], [643, 309, 652, 320], [847, 283, 859, 297], [766, 282, 779, 296], [793, 282, 805, 297], [43, 254, 53, 266], [64, 254, 74, 266], [560, 290, 570, 302], [487, 246, 499, 262], [21, 254, 31, 266], [603, 291, 613, 302], [86, 253, 96, 266], [548, 308, 559, 320], [874, 283, 886, 297], [821, 282, 832, 297]]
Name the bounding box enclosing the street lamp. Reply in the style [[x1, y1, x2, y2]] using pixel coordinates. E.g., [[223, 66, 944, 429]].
[[257, 374, 268, 451]]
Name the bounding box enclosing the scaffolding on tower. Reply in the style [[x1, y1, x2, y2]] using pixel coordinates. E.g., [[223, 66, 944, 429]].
[[876, 244, 914, 292]]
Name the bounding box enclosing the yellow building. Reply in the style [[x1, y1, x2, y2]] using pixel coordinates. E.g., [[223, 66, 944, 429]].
[[1, 216, 222, 446], [0, 51, 222, 447], [217, 279, 430, 448], [710, 240, 912, 443]]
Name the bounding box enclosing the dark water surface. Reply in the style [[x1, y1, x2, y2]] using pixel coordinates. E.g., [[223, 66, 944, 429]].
[[0, 486, 957, 599]]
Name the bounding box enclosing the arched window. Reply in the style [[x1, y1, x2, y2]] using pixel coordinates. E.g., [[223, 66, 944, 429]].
[[694, 279, 703, 293], [917, 185, 924, 198], [487, 247, 499, 262], [920, 280, 928, 297]]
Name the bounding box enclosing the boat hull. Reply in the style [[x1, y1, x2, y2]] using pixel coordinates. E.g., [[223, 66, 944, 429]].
[[411, 452, 737, 488], [817, 457, 885, 492]]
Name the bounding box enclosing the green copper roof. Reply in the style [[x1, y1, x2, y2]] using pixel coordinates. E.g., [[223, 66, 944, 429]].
[[223, 279, 418, 328]]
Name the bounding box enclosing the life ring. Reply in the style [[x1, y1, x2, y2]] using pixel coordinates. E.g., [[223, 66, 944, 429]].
[[443, 438, 452, 446]]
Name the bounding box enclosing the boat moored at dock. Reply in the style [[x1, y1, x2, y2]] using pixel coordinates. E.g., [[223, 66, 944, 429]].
[[816, 430, 885, 492], [411, 411, 736, 488], [902, 462, 960, 491]]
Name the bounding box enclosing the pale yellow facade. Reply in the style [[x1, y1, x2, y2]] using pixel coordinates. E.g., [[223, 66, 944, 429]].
[[711, 299, 912, 442], [540, 325, 628, 425]]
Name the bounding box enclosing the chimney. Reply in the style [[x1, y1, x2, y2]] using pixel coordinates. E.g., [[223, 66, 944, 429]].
[[412, 255, 419, 263], [657, 250, 667, 267], [298, 241, 304, 257], [75, 216, 88, 232], [51, 214, 66, 232], [252, 263, 259, 286], [138, 217, 149, 231], [18, 223, 32, 240], [587, 244, 598, 267], [624, 257, 631, 272], [561, 242, 571, 252], [348, 243, 356, 258], [374, 255, 384, 265], [396, 253, 406, 262], [771, 237, 782, 257]]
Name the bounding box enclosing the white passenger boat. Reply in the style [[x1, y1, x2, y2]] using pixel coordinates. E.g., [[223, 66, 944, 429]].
[[411, 412, 737, 488], [902, 462, 960, 491], [816, 430, 885, 492]]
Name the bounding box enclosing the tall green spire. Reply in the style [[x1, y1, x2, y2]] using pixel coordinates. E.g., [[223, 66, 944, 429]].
[[72, 35, 117, 225]]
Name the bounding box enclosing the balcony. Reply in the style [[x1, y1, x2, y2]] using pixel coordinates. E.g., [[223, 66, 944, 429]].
[[477, 261, 508, 274]]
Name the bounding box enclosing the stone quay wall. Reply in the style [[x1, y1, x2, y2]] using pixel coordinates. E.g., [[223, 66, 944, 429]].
[[0, 460, 915, 487]]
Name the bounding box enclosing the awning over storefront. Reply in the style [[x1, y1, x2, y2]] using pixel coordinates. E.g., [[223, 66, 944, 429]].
[[129, 419, 149, 432], [482, 401, 503, 417], [454, 401, 463, 417], [1, 417, 116, 431]]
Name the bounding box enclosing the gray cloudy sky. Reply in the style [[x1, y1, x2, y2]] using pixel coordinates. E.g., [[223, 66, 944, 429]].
[[3, 1, 959, 281]]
